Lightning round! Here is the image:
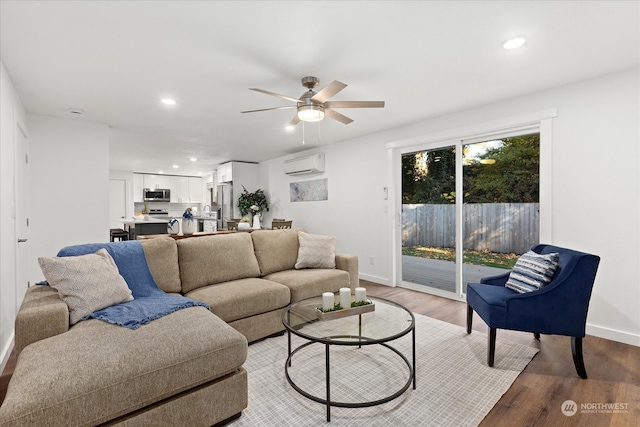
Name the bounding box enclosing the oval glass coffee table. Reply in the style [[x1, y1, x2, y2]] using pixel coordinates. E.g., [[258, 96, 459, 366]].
[[282, 295, 415, 422]]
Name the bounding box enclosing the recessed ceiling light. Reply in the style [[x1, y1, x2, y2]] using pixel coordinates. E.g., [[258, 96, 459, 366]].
[[503, 37, 526, 50], [172, 164, 179, 169], [161, 98, 177, 105], [158, 171, 164, 174], [285, 125, 295, 131], [189, 157, 197, 162]]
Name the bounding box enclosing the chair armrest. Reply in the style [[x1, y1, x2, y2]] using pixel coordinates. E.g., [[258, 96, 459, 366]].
[[14, 285, 69, 359], [335, 253, 359, 291], [479, 271, 511, 286]]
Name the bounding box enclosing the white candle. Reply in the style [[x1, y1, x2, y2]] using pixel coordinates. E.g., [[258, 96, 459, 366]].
[[355, 287, 366, 302], [322, 292, 334, 311], [340, 287, 351, 309]]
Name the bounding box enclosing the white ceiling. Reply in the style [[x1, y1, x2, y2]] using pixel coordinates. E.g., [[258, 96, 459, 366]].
[[1, 1, 638, 176]]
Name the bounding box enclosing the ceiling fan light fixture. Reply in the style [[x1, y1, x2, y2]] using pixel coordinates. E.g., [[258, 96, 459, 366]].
[[297, 104, 324, 122]]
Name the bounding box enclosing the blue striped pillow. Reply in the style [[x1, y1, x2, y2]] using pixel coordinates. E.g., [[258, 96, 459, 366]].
[[505, 251, 559, 293]]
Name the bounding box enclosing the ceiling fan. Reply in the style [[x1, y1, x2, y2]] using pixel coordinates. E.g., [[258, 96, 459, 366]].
[[241, 76, 385, 127]]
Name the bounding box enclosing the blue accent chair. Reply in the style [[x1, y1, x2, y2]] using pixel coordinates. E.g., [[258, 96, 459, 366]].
[[466, 244, 600, 379]]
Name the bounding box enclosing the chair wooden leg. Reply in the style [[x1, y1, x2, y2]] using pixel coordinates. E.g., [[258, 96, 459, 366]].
[[533, 332, 540, 340], [466, 305, 473, 334], [572, 336, 588, 379], [488, 328, 496, 367]]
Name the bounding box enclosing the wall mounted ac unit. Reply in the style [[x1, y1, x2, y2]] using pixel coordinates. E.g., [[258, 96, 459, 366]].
[[283, 153, 325, 176]]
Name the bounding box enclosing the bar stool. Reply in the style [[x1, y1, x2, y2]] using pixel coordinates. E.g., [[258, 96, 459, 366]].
[[110, 228, 129, 242]]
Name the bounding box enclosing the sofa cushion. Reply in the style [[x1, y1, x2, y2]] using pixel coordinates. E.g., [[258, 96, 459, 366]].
[[0, 307, 247, 426], [177, 233, 261, 293], [140, 237, 181, 293], [295, 232, 336, 269], [185, 278, 290, 323], [251, 228, 302, 276], [38, 249, 134, 325], [264, 269, 349, 303]]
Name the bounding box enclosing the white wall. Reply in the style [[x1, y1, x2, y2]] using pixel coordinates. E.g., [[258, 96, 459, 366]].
[[27, 114, 110, 285], [0, 62, 27, 371], [262, 68, 640, 346]]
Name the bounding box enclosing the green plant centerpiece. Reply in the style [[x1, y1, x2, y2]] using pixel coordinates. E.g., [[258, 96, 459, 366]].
[[238, 186, 269, 229], [238, 186, 269, 217], [142, 200, 150, 220]]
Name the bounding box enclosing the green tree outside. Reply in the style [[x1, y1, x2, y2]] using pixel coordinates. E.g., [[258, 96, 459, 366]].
[[402, 134, 539, 204]]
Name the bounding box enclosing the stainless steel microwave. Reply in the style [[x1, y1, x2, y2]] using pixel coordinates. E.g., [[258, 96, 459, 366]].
[[143, 188, 170, 202]]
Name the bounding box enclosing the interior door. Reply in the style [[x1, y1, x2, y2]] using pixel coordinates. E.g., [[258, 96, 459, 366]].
[[15, 120, 29, 308], [109, 179, 127, 229]]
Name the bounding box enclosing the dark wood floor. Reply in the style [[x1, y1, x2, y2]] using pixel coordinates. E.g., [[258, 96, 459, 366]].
[[1, 280, 638, 426]]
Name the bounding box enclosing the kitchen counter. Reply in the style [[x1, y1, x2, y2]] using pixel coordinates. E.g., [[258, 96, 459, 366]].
[[123, 218, 169, 225], [123, 219, 169, 239]]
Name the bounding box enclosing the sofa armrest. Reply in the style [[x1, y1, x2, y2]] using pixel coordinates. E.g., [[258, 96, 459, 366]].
[[335, 253, 359, 291], [14, 285, 69, 358]]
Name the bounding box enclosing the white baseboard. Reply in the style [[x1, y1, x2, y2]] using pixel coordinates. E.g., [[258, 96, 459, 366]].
[[358, 273, 392, 286], [586, 323, 640, 347], [0, 332, 14, 376], [357, 274, 640, 348]]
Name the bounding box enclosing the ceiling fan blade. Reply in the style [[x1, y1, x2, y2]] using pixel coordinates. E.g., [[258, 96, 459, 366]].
[[325, 108, 353, 125], [311, 80, 347, 103], [324, 101, 385, 109], [288, 114, 300, 127], [241, 106, 295, 113], [249, 88, 300, 104]]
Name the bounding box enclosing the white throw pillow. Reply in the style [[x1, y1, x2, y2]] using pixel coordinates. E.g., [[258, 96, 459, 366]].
[[295, 232, 336, 269], [38, 249, 134, 324]]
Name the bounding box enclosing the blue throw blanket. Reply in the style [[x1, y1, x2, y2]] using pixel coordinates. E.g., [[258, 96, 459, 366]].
[[56, 240, 209, 329]]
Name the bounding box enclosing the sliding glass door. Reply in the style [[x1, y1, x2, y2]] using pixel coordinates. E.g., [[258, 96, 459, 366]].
[[399, 133, 540, 298], [401, 146, 458, 296]]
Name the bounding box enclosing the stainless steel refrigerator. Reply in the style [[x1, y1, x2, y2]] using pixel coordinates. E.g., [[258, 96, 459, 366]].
[[216, 184, 233, 230]]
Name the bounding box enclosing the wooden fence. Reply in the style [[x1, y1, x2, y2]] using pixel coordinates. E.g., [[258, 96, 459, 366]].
[[402, 203, 539, 254]]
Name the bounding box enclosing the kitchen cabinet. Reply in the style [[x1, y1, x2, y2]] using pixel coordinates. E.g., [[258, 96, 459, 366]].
[[173, 176, 202, 203], [218, 163, 233, 183], [143, 174, 171, 190], [189, 177, 203, 203], [199, 218, 217, 232], [134, 173, 202, 204]]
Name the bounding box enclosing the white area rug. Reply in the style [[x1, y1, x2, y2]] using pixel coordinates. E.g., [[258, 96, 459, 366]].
[[230, 314, 538, 426]]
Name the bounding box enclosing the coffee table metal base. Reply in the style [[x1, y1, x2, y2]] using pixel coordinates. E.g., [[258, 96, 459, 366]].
[[284, 330, 416, 422]]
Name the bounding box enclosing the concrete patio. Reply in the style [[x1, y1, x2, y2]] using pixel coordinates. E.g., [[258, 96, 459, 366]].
[[402, 255, 509, 293]]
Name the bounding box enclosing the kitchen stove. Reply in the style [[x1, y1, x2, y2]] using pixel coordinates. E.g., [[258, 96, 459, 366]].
[[148, 209, 168, 219]]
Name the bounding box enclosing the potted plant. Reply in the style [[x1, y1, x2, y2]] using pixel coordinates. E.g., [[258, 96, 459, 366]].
[[237, 186, 269, 229], [238, 217, 251, 230], [142, 200, 150, 221]]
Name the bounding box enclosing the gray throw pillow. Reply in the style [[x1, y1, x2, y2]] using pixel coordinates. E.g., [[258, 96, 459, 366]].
[[295, 232, 336, 269], [505, 250, 559, 293], [38, 249, 134, 324]]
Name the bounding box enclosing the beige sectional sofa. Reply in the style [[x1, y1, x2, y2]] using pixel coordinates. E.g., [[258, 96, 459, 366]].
[[0, 228, 358, 427]]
